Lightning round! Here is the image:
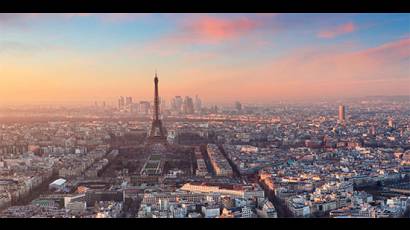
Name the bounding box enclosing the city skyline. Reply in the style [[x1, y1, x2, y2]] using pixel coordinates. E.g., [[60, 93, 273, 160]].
[[0, 13, 409, 106]]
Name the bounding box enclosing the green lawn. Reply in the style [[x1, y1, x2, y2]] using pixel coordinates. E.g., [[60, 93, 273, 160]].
[[149, 154, 162, 161]]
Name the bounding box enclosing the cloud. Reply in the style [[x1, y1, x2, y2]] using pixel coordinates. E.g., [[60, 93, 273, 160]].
[[180, 16, 260, 43], [277, 37, 409, 81], [130, 15, 265, 57], [153, 15, 261, 48], [317, 22, 356, 39], [184, 37, 410, 102], [358, 37, 410, 61]]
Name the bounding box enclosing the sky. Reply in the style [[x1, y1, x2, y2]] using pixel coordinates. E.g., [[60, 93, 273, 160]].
[[0, 13, 409, 106]]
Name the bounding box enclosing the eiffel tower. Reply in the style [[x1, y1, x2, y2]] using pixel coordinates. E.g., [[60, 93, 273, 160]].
[[146, 71, 168, 145]]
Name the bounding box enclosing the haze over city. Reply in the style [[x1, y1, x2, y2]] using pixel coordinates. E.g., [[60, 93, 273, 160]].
[[0, 13, 409, 106]]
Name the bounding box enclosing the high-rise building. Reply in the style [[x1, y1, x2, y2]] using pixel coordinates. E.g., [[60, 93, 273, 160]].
[[118, 96, 125, 109], [139, 101, 150, 115], [125, 97, 133, 106], [235, 101, 242, 112], [183, 96, 194, 114], [211, 105, 218, 114], [194, 95, 202, 113], [338, 105, 346, 122], [130, 103, 139, 113], [172, 96, 183, 113]]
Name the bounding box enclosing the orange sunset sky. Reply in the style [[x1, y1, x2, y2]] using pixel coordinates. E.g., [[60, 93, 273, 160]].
[[0, 13, 409, 106]]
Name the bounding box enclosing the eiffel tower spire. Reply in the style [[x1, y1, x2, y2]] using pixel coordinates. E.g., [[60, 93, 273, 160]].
[[154, 71, 159, 122]]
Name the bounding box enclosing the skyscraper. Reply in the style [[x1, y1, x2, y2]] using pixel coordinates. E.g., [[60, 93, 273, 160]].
[[125, 96, 133, 106], [139, 101, 150, 115], [338, 105, 346, 122], [118, 96, 125, 109], [194, 95, 202, 113], [171, 96, 183, 114], [235, 101, 242, 112], [183, 96, 194, 114]]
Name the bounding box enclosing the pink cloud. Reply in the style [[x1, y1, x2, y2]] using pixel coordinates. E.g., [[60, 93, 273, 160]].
[[135, 16, 262, 57], [181, 16, 260, 43], [143, 15, 262, 50], [276, 38, 409, 81], [266, 38, 409, 94], [359, 37, 410, 61], [317, 22, 356, 39], [189, 37, 410, 102]]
